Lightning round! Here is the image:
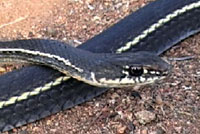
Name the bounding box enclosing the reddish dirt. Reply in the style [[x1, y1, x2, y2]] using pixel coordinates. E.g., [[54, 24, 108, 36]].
[[0, 0, 200, 134]]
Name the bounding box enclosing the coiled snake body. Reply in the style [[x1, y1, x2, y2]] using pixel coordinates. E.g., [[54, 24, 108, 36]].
[[0, 0, 200, 132]]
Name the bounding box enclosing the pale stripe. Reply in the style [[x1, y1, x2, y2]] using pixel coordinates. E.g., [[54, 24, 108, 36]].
[[0, 76, 70, 109], [116, 1, 200, 53]]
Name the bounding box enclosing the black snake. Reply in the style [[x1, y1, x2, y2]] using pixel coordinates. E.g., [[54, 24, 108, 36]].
[[0, 0, 199, 132]]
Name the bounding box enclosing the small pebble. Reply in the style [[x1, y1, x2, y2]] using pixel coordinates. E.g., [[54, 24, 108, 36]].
[[117, 125, 127, 134], [156, 127, 166, 134], [135, 110, 156, 125], [141, 128, 148, 134], [155, 95, 163, 105]]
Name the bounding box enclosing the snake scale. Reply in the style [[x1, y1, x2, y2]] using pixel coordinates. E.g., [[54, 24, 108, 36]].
[[0, 0, 200, 132]]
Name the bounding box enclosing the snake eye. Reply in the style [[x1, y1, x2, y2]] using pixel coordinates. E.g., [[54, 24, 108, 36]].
[[129, 66, 144, 76]]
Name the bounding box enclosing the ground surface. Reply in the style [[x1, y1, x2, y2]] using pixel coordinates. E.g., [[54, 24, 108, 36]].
[[0, 0, 200, 134]]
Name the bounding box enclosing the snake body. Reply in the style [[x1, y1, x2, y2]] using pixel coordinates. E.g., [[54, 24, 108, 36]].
[[0, 0, 200, 132], [0, 39, 169, 87]]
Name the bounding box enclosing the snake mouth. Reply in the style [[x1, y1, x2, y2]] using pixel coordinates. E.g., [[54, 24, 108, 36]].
[[137, 64, 172, 85], [140, 66, 171, 81], [144, 67, 170, 77], [119, 65, 171, 87], [96, 68, 170, 88]]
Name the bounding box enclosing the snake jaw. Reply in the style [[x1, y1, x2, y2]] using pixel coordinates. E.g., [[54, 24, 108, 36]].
[[89, 65, 170, 88]]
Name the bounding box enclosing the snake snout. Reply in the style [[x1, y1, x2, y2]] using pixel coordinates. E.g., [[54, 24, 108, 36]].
[[155, 58, 171, 76]]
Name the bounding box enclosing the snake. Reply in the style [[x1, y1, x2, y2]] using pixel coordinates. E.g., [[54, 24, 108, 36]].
[[0, 39, 169, 88], [0, 0, 200, 132]]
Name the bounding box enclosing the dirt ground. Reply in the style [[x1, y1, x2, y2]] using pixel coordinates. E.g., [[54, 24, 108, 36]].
[[0, 0, 200, 134]]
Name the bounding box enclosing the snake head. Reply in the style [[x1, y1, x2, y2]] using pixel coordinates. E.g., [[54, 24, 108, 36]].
[[91, 51, 171, 88]]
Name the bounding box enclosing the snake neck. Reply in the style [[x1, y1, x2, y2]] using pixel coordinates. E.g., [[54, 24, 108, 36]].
[[0, 39, 98, 69]]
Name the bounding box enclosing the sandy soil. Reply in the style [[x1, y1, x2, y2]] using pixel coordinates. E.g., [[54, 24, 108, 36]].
[[0, 0, 200, 134]]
